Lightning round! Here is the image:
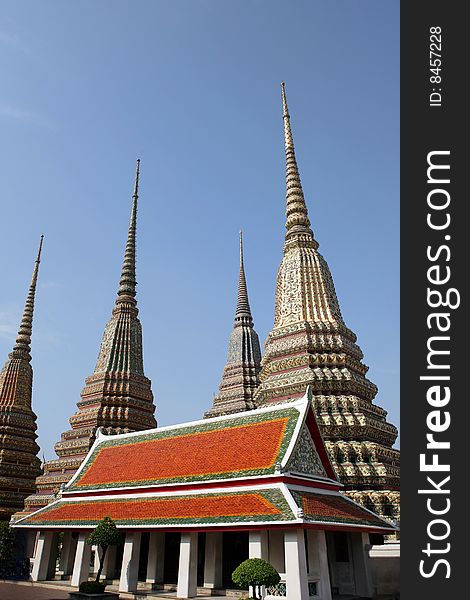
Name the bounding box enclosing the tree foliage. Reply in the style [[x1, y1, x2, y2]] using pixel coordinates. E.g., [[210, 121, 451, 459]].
[[232, 558, 280, 600], [0, 521, 15, 578], [0, 521, 29, 580], [86, 516, 122, 582]]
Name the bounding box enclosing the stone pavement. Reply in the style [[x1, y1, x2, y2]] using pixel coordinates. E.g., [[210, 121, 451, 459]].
[[0, 582, 398, 600], [0, 581, 227, 599], [0, 582, 70, 599]]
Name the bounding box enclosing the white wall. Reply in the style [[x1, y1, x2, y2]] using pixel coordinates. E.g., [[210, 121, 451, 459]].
[[369, 542, 400, 597]]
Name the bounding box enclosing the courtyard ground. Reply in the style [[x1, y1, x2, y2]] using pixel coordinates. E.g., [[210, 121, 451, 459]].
[[0, 582, 70, 599], [0, 582, 397, 600]]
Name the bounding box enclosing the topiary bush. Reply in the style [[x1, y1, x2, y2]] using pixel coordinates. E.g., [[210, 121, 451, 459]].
[[232, 558, 281, 600], [86, 516, 122, 583], [78, 580, 106, 594]]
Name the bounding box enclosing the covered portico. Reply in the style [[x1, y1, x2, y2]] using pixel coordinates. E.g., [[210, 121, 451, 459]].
[[14, 393, 395, 599]]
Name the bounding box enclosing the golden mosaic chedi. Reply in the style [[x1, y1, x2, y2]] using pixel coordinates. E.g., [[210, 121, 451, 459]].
[[253, 83, 400, 522]]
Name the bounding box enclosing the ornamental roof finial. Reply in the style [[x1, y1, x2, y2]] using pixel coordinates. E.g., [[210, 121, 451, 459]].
[[11, 235, 43, 360], [281, 82, 317, 245], [116, 159, 140, 306], [235, 230, 252, 323]]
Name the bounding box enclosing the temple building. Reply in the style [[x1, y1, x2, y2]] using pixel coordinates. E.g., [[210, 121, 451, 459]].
[[204, 231, 261, 418], [0, 237, 43, 521], [6, 84, 400, 598], [14, 389, 395, 599], [13, 160, 157, 520]]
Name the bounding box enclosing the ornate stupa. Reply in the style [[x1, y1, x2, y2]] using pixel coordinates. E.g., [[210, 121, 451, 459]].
[[204, 231, 261, 418], [253, 83, 400, 521], [16, 160, 157, 518], [0, 237, 43, 520]]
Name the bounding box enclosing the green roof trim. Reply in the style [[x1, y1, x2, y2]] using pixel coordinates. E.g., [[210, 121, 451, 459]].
[[19, 488, 296, 528], [68, 407, 301, 491], [291, 491, 393, 529]]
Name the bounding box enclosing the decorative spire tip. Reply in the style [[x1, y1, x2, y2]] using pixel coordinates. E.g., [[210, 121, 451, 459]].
[[133, 159, 140, 198], [36, 235, 44, 262], [116, 161, 139, 306]]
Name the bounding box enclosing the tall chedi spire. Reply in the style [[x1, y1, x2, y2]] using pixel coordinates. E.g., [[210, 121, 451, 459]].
[[253, 84, 400, 523], [17, 161, 157, 519], [204, 232, 261, 417], [0, 237, 43, 520]]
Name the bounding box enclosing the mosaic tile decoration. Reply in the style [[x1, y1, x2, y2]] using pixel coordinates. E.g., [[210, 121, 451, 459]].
[[0, 237, 43, 520], [21, 488, 295, 527], [292, 490, 393, 529], [252, 83, 400, 524]]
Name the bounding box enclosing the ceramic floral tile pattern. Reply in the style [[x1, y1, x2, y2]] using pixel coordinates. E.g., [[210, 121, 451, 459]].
[[253, 84, 400, 523]]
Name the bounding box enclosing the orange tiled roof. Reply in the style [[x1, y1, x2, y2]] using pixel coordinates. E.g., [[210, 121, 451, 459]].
[[68, 407, 300, 491], [293, 491, 394, 529], [18, 489, 295, 527]]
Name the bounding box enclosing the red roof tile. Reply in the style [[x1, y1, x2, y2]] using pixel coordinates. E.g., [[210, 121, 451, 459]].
[[70, 413, 294, 490], [22, 489, 294, 527], [295, 491, 393, 529]]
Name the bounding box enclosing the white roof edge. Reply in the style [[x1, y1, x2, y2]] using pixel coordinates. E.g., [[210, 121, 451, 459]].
[[65, 396, 309, 493], [286, 484, 398, 531], [64, 472, 288, 496], [11, 497, 63, 527], [63, 394, 310, 493], [13, 482, 302, 529], [280, 388, 310, 469], [62, 482, 288, 501], [65, 429, 110, 489]]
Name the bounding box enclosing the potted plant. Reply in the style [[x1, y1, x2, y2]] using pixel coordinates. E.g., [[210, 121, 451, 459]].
[[232, 558, 281, 600]]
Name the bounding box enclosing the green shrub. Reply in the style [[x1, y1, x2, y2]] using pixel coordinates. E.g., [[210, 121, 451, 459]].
[[232, 558, 280, 600], [0, 521, 30, 580], [0, 521, 15, 578], [78, 580, 106, 594], [86, 516, 122, 582]]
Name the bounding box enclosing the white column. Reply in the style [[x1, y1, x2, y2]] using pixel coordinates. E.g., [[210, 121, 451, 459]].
[[71, 532, 92, 587], [146, 531, 165, 584], [31, 531, 55, 581], [59, 531, 78, 576], [268, 530, 285, 574], [177, 532, 198, 598], [102, 545, 117, 580], [93, 545, 101, 574], [119, 531, 142, 593], [284, 529, 309, 600], [306, 530, 332, 600], [203, 532, 222, 589], [351, 532, 373, 598], [249, 530, 269, 598], [249, 530, 268, 558]]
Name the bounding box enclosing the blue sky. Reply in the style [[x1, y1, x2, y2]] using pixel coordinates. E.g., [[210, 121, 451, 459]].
[[0, 1, 399, 458]]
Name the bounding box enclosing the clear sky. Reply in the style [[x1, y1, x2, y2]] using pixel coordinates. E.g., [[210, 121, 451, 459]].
[[0, 1, 399, 459]]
